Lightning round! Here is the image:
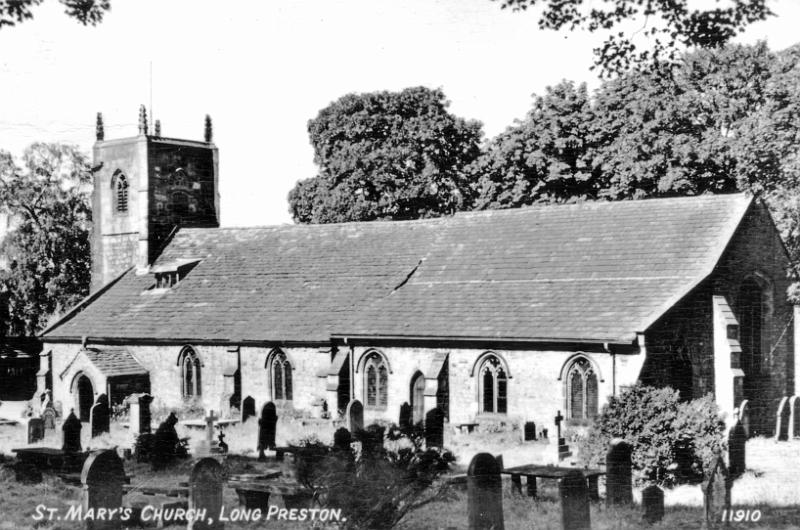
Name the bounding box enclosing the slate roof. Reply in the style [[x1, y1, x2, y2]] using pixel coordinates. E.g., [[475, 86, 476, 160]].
[[43, 193, 754, 345], [82, 348, 147, 377]]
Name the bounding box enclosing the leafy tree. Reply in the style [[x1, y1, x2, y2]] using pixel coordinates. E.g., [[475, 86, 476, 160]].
[[473, 80, 600, 210], [288, 87, 483, 224], [0, 0, 110, 29], [494, 0, 772, 76], [0, 143, 92, 336]]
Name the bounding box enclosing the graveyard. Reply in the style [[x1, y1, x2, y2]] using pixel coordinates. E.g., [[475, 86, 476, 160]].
[[1, 399, 800, 529]]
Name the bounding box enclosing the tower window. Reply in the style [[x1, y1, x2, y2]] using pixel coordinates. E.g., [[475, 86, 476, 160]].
[[114, 174, 129, 214]]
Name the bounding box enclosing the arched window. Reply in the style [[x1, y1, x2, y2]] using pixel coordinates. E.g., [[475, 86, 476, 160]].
[[114, 174, 129, 213], [566, 357, 597, 421], [270, 351, 293, 401], [479, 355, 507, 414], [180, 347, 202, 398], [364, 353, 388, 409]]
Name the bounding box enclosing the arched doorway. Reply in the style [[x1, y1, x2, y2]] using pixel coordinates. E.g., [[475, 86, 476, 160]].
[[76, 375, 94, 422], [410, 371, 425, 424]]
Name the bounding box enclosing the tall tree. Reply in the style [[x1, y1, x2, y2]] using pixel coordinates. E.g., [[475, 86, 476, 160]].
[[0, 0, 110, 29], [288, 87, 483, 224], [0, 143, 92, 336], [473, 80, 599, 210], [494, 0, 772, 76]]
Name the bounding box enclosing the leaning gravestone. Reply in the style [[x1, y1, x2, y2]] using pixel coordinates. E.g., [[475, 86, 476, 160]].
[[257, 402, 278, 460], [90, 395, 110, 438], [703, 455, 731, 528], [346, 399, 364, 433], [42, 407, 56, 430], [399, 402, 412, 430], [606, 438, 633, 506], [27, 417, 45, 444], [62, 410, 82, 453], [728, 420, 746, 479], [189, 458, 225, 530], [560, 469, 590, 530], [81, 449, 126, 530], [467, 453, 504, 530], [425, 407, 445, 449], [642, 484, 665, 524]]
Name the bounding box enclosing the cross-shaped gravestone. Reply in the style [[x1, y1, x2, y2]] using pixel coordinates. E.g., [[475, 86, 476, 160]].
[[205, 410, 218, 448], [554, 410, 564, 439]]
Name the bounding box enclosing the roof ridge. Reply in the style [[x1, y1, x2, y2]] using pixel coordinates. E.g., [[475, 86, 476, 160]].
[[182, 192, 751, 233]]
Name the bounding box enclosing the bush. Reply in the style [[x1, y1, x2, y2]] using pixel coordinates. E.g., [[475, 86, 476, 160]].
[[294, 422, 455, 529], [576, 385, 725, 486]]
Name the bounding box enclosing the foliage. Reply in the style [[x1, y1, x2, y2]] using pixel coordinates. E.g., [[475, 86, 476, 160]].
[[288, 87, 483, 224], [0, 143, 92, 336], [493, 0, 772, 76], [473, 80, 600, 210], [294, 423, 455, 529], [0, 0, 110, 29], [577, 385, 725, 486]]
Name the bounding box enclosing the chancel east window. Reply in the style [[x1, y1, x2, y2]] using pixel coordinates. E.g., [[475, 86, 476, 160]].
[[364, 352, 388, 409], [566, 357, 598, 421], [479, 355, 507, 414], [180, 347, 202, 398], [270, 350, 293, 401]]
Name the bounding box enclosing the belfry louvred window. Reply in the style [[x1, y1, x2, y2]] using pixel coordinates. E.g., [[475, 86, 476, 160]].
[[479, 355, 507, 414], [566, 357, 598, 421], [114, 173, 129, 213], [364, 352, 388, 409]]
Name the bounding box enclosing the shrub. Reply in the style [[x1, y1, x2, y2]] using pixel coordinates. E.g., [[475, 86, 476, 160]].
[[576, 385, 725, 486], [294, 422, 455, 529]]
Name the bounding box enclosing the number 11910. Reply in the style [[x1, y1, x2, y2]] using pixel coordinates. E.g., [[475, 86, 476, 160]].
[[721, 509, 761, 522]]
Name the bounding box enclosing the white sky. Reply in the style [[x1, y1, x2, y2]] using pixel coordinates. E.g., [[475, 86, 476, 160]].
[[0, 0, 798, 227]]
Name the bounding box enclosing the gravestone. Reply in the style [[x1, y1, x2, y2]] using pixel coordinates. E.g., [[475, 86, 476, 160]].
[[333, 427, 352, 452], [467, 453, 504, 530], [362, 424, 385, 457], [42, 407, 56, 430], [554, 410, 571, 460], [560, 469, 590, 530], [775, 396, 789, 441], [127, 393, 153, 436], [703, 456, 731, 528], [257, 402, 278, 460], [81, 449, 126, 530], [152, 412, 180, 470], [241, 396, 256, 423], [188, 458, 224, 530], [523, 421, 536, 441], [642, 484, 664, 524], [425, 407, 445, 448], [27, 417, 45, 444], [346, 400, 364, 433], [202, 410, 219, 454], [399, 402, 412, 430], [62, 410, 82, 453], [606, 438, 633, 506], [737, 400, 750, 437], [728, 420, 746, 479], [90, 394, 110, 438]]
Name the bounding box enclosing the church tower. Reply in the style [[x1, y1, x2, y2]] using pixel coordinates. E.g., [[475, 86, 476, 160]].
[[91, 106, 219, 291]]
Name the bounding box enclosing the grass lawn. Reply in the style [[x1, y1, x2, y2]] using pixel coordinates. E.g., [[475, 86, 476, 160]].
[[0, 419, 799, 529]]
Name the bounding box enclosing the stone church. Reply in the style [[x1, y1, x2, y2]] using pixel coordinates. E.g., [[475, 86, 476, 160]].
[[38, 114, 799, 438]]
